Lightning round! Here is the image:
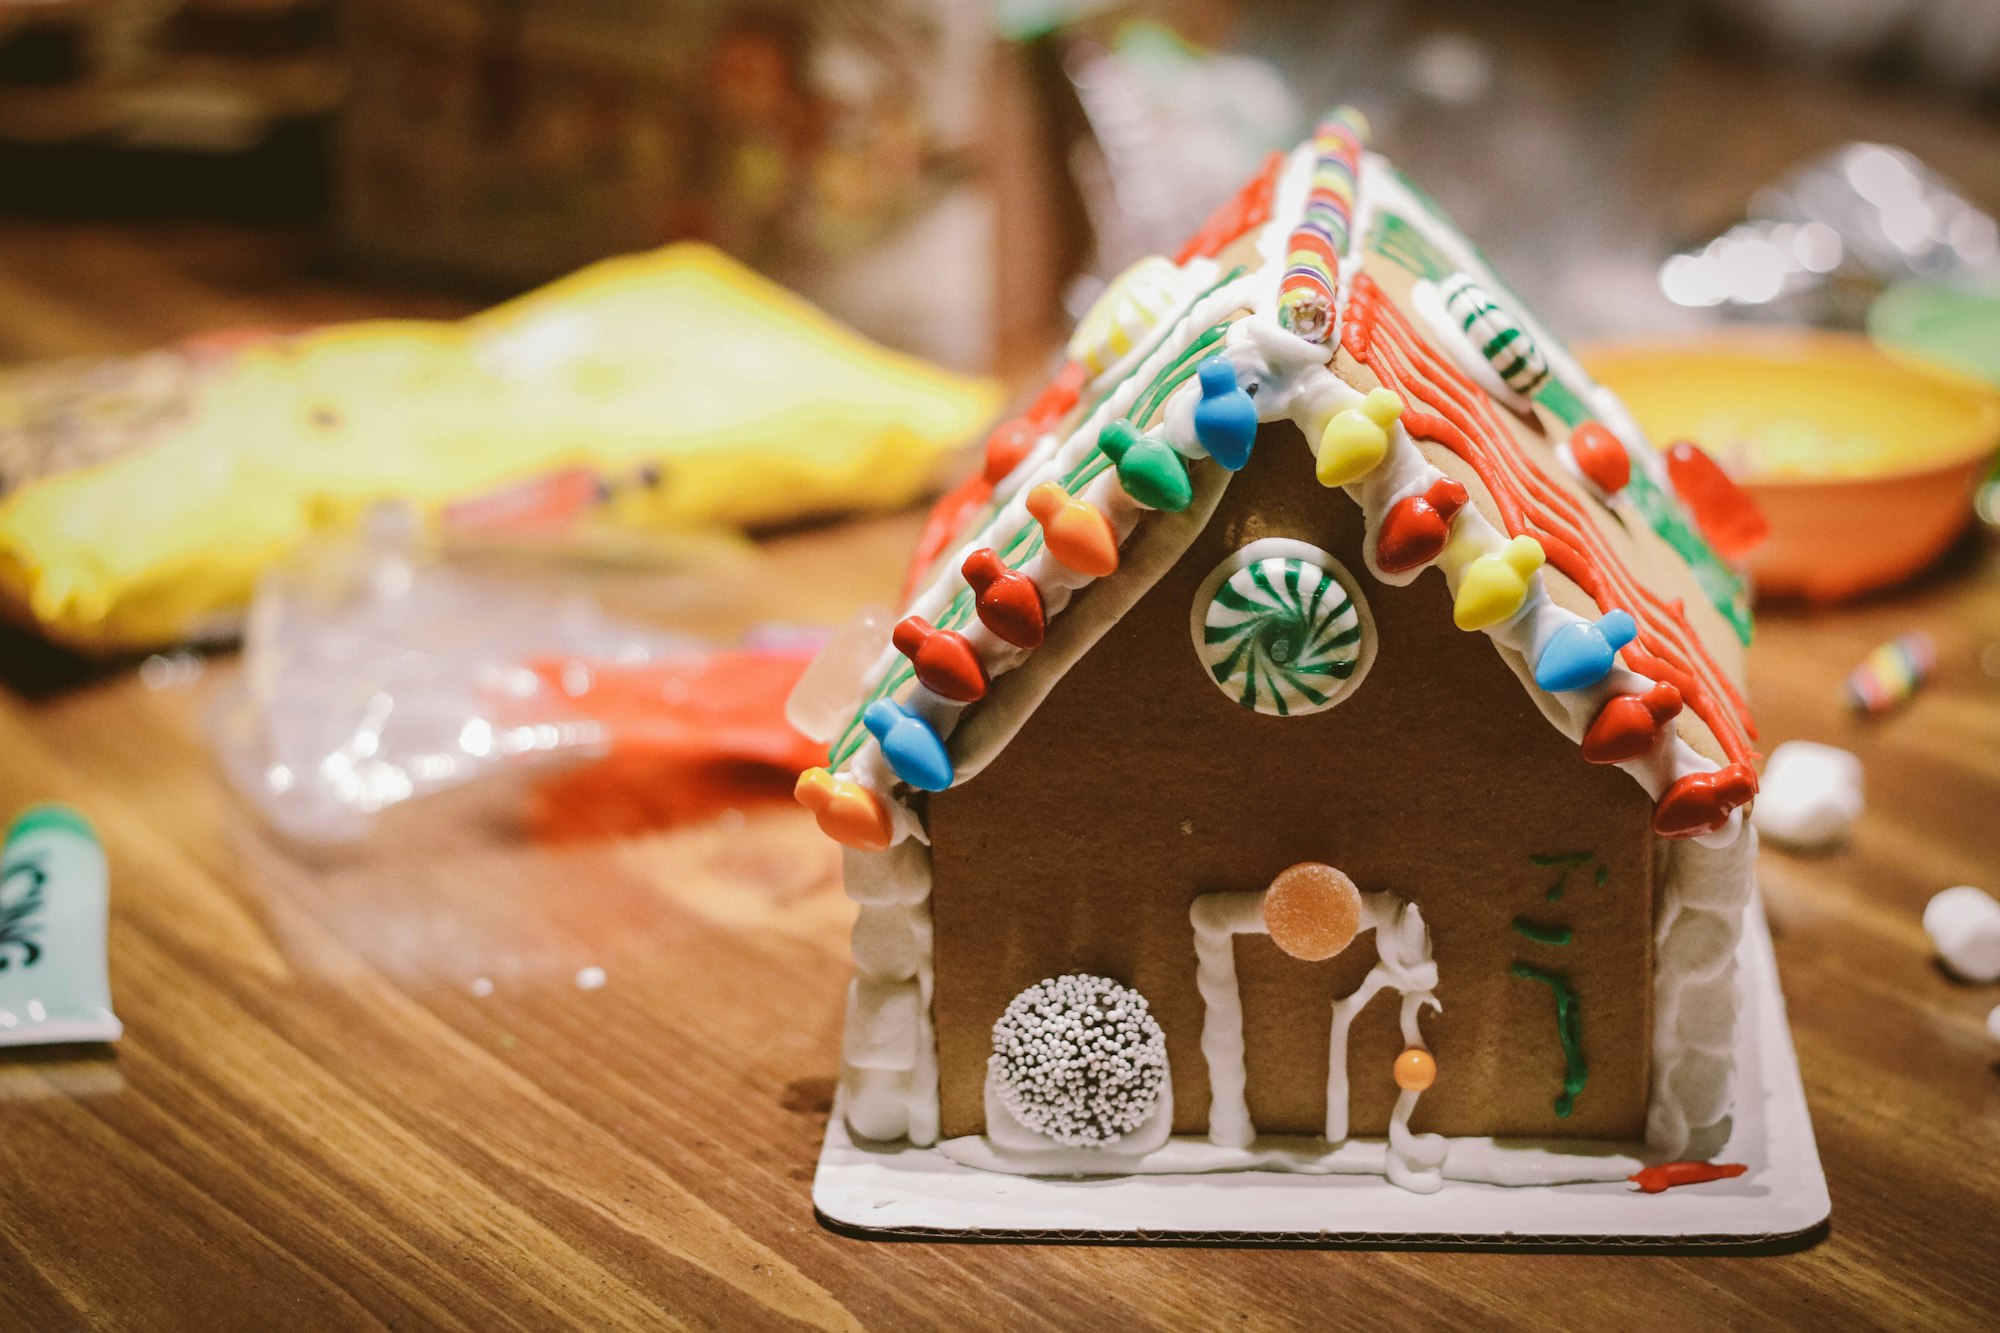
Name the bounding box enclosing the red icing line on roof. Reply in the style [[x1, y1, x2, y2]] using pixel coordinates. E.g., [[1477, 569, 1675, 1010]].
[[1176, 151, 1284, 264], [1392, 322, 1758, 746], [1344, 274, 1756, 770]]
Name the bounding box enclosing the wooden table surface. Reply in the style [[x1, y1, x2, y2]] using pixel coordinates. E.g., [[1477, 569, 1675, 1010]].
[[4, 93, 2000, 1330]]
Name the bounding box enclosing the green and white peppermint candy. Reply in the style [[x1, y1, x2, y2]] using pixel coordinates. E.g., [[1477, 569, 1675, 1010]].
[[1192, 540, 1375, 716], [1438, 272, 1549, 399]]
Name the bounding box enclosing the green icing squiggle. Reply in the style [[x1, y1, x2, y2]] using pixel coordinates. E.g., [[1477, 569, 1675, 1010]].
[[1511, 916, 1573, 947], [1512, 961, 1587, 1118]]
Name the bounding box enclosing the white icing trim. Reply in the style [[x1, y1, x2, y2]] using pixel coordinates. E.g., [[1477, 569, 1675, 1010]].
[[1648, 826, 1758, 1159], [935, 1130, 1645, 1186], [1189, 890, 1263, 1149], [1190, 884, 1447, 1193], [837, 842, 939, 1146], [1186, 537, 1378, 717]]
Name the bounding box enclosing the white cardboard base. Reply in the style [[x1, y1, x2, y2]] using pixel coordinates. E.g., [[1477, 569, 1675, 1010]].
[[813, 893, 1829, 1250]]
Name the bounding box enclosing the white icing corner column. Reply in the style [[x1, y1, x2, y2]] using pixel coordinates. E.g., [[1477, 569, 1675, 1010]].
[[838, 840, 940, 1146]]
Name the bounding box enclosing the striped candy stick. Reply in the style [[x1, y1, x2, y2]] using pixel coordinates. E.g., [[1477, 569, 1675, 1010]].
[[1278, 107, 1369, 344]]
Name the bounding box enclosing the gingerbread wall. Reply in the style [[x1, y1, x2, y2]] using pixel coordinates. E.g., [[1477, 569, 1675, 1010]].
[[927, 421, 1658, 1143]]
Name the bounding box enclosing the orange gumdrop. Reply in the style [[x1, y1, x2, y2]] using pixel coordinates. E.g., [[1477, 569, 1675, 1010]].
[[1262, 862, 1362, 961], [1394, 1048, 1437, 1092]]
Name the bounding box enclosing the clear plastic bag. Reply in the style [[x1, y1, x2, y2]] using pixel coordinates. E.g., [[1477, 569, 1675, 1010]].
[[209, 505, 714, 843]]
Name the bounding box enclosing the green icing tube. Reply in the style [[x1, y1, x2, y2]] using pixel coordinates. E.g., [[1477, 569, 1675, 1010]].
[[1, 804, 121, 1045]]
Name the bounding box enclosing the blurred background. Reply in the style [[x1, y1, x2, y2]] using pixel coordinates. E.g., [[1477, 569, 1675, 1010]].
[[2, 0, 1999, 846]]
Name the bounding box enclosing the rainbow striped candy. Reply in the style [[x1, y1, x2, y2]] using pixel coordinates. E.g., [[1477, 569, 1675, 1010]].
[[1277, 108, 1368, 345], [1844, 631, 1936, 715]]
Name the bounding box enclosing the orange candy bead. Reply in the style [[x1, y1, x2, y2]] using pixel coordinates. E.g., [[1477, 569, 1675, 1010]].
[[1026, 482, 1119, 577], [1262, 862, 1362, 961], [1394, 1048, 1437, 1092], [794, 767, 893, 851]]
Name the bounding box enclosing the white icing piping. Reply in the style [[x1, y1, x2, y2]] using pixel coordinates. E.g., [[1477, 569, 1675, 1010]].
[[1189, 890, 1262, 1149], [936, 1131, 1645, 1186], [837, 841, 939, 1146], [1189, 885, 1447, 1193]]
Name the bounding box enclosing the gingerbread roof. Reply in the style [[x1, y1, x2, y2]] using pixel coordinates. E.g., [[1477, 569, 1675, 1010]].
[[796, 111, 1762, 855]]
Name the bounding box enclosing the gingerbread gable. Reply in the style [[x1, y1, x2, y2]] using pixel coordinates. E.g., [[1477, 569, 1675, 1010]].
[[802, 113, 1760, 853]]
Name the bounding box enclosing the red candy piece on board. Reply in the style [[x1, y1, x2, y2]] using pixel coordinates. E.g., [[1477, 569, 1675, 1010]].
[[962, 547, 1045, 648], [1176, 150, 1284, 263], [1666, 440, 1769, 560], [1653, 763, 1758, 838], [983, 418, 1039, 485], [1569, 421, 1631, 494], [1376, 477, 1470, 574], [1582, 682, 1683, 764], [892, 615, 988, 702], [1629, 1161, 1748, 1193]]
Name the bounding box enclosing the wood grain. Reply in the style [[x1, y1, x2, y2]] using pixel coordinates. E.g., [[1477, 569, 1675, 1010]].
[[3, 103, 2000, 1331]]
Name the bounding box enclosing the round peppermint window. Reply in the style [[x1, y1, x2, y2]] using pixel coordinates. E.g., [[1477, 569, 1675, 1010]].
[[1190, 539, 1376, 716]]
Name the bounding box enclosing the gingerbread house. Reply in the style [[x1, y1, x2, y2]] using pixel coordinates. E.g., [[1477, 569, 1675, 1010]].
[[790, 110, 1765, 1193]]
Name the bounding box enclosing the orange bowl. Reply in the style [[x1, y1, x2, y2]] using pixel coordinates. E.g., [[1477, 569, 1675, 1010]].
[[1584, 330, 2000, 602]]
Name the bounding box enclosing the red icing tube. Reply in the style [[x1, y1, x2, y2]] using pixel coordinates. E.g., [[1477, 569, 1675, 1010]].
[[1629, 1161, 1748, 1193]]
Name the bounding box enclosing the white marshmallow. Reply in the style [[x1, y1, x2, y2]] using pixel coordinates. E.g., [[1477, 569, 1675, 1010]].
[[1989, 1005, 2000, 1044], [1924, 886, 2000, 983], [1752, 741, 1864, 850]]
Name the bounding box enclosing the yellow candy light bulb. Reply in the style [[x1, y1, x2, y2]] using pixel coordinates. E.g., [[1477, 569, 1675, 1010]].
[[1315, 388, 1403, 488], [1453, 535, 1545, 630]]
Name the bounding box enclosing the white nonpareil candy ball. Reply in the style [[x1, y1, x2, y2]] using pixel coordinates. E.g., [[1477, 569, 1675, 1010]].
[[989, 974, 1167, 1148], [1924, 886, 2000, 984], [1752, 741, 1864, 850]]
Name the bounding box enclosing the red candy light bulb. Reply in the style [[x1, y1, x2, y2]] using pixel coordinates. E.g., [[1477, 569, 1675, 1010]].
[[892, 616, 988, 702], [962, 548, 1045, 649], [982, 418, 1038, 486]]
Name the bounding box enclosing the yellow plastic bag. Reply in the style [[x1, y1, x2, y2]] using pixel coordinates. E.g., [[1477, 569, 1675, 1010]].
[[0, 244, 997, 653]]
